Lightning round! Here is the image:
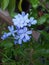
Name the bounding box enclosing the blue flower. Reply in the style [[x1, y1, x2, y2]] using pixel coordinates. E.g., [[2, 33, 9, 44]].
[[1, 12, 37, 45], [1, 26, 17, 40], [30, 17, 37, 25], [21, 12, 25, 16], [14, 38, 22, 44], [12, 12, 29, 28], [12, 12, 37, 28], [8, 25, 17, 37], [28, 17, 37, 26], [14, 27, 32, 44], [1, 32, 11, 40]]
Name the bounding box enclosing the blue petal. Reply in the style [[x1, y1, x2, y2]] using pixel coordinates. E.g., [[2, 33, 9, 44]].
[[25, 19, 30, 23], [20, 34, 24, 39], [7, 32, 11, 37], [11, 33, 15, 37], [28, 23, 31, 27], [18, 14, 22, 17], [17, 27, 27, 34], [17, 29, 24, 34], [14, 30, 17, 33], [26, 30, 32, 34], [12, 18, 20, 26], [8, 26, 14, 31], [31, 20, 37, 25], [1, 33, 8, 40], [18, 39, 22, 44], [24, 13, 29, 20], [11, 26, 14, 31], [14, 15, 18, 18], [25, 34, 30, 40], [30, 17, 34, 22], [20, 24, 24, 28], [23, 27, 27, 32], [12, 19, 17, 25], [21, 11, 25, 16], [23, 22, 27, 26], [14, 40, 18, 44], [23, 38, 27, 42], [14, 35, 19, 39]]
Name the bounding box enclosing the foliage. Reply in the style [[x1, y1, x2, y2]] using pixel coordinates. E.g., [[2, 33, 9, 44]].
[[0, 0, 16, 13], [0, 0, 49, 65]]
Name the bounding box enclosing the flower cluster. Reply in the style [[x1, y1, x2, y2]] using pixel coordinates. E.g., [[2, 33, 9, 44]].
[[12, 12, 37, 28], [1, 12, 37, 44]]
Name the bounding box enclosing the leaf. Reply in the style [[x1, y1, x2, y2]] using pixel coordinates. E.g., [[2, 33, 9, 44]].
[[37, 14, 48, 25], [30, 0, 39, 8], [1, 40, 13, 48], [1, 0, 9, 10], [8, 0, 16, 13], [41, 31, 49, 41]]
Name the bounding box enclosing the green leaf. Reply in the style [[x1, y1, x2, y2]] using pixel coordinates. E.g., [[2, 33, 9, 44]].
[[41, 31, 49, 41], [8, 0, 16, 13], [37, 15, 48, 25], [1, 40, 13, 48], [1, 0, 9, 10], [30, 0, 39, 8]]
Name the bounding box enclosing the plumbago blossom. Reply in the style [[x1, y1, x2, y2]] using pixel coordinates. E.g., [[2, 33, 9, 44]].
[[1, 12, 37, 44], [12, 12, 37, 28], [14, 27, 32, 44], [1, 26, 17, 40]]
